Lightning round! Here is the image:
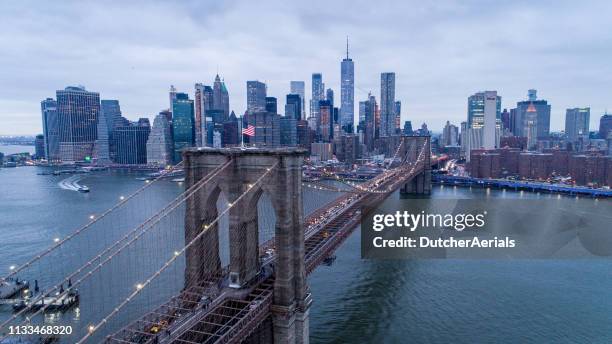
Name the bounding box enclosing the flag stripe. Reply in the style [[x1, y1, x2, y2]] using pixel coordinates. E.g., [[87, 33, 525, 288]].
[[242, 125, 255, 137]]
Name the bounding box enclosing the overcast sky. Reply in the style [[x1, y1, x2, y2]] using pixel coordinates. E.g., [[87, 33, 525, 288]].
[[1, 0, 610, 135]]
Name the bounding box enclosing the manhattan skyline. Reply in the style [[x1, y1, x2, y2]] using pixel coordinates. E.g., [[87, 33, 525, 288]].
[[1, 0, 611, 135]]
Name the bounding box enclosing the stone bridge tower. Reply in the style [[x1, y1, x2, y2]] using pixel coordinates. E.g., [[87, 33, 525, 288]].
[[183, 147, 310, 344], [400, 136, 431, 195]]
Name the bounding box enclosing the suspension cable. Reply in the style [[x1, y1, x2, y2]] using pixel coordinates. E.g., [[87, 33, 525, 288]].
[[0, 160, 229, 335], [76, 162, 279, 343]]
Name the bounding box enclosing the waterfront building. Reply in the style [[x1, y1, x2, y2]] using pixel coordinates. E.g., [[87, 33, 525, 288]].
[[146, 112, 174, 166], [290, 81, 306, 120], [94, 102, 111, 165], [41, 98, 60, 161], [285, 94, 302, 121], [565, 108, 590, 142], [380, 73, 396, 137], [265, 97, 277, 114], [340, 39, 354, 133], [115, 119, 150, 165], [100, 100, 123, 161], [34, 134, 45, 159], [172, 93, 195, 162], [56, 86, 100, 163]]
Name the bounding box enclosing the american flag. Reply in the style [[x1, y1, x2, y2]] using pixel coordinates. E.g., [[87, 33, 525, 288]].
[[242, 125, 255, 137]]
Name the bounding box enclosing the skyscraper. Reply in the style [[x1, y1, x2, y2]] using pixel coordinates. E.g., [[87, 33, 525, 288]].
[[310, 73, 324, 128], [244, 112, 280, 147], [394, 101, 401, 134], [247, 81, 267, 113], [213, 74, 230, 119], [290, 81, 306, 120], [524, 103, 538, 149], [362, 93, 377, 151], [265, 97, 277, 114], [514, 90, 551, 139], [465, 91, 501, 156], [115, 119, 150, 165], [100, 100, 123, 161], [280, 117, 297, 146], [319, 100, 333, 142], [599, 113, 612, 139], [56, 86, 100, 162], [285, 94, 302, 121], [34, 134, 45, 160], [94, 103, 111, 165], [146, 112, 174, 166], [482, 90, 499, 149], [380, 73, 396, 137], [467, 91, 501, 129], [41, 98, 59, 161], [565, 108, 590, 142], [326, 88, 334, 109], [195, 83, 213, 147], [169, 85, 177, 115], [340, 38, 355, 133], [172, 92, 195, 162], [442, 121, 459, 146]]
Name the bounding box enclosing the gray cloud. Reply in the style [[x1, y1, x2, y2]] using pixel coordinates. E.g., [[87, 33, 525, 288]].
[[0, 0, 610, 135]]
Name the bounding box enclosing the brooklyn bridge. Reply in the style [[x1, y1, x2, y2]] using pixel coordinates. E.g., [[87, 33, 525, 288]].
[[0, 136, 435, 344]]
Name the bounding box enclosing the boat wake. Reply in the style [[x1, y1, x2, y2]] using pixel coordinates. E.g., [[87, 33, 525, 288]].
[[58, 175, 87, 192]]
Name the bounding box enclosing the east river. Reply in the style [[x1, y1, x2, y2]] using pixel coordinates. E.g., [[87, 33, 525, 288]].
[[0, 161, 611, 343]]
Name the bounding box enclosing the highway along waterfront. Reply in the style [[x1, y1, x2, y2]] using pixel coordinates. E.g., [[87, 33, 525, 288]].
[[1, 167, 611, 343]]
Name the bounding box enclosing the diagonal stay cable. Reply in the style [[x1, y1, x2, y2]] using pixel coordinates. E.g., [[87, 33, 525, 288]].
[[76, 161, 279, 344], [0, 160, 230, 335], [1, 161, 184, 282]]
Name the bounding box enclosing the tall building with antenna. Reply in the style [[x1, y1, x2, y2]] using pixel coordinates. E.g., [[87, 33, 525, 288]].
[[340, 37, 355, 133]]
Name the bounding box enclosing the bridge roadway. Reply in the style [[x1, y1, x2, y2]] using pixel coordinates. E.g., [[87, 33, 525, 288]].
[[107, 153, 429, 344]]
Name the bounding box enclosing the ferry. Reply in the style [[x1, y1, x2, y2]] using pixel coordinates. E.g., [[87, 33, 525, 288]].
[[0, 278, 29, 299], [78, 185, 90, 193], [12, 290, 79, 312]]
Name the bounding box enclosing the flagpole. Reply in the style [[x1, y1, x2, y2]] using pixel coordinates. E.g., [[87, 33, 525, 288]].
[[241, 117, 245, 149]]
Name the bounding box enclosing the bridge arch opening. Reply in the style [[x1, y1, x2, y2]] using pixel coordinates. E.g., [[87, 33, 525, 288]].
[[214, 188, 231, 268]]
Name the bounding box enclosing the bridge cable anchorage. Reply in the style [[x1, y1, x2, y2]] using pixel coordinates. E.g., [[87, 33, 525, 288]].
[[0, 161, 184, 282], [0, 160, 231, 337], [75, 162, 280, 344]]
